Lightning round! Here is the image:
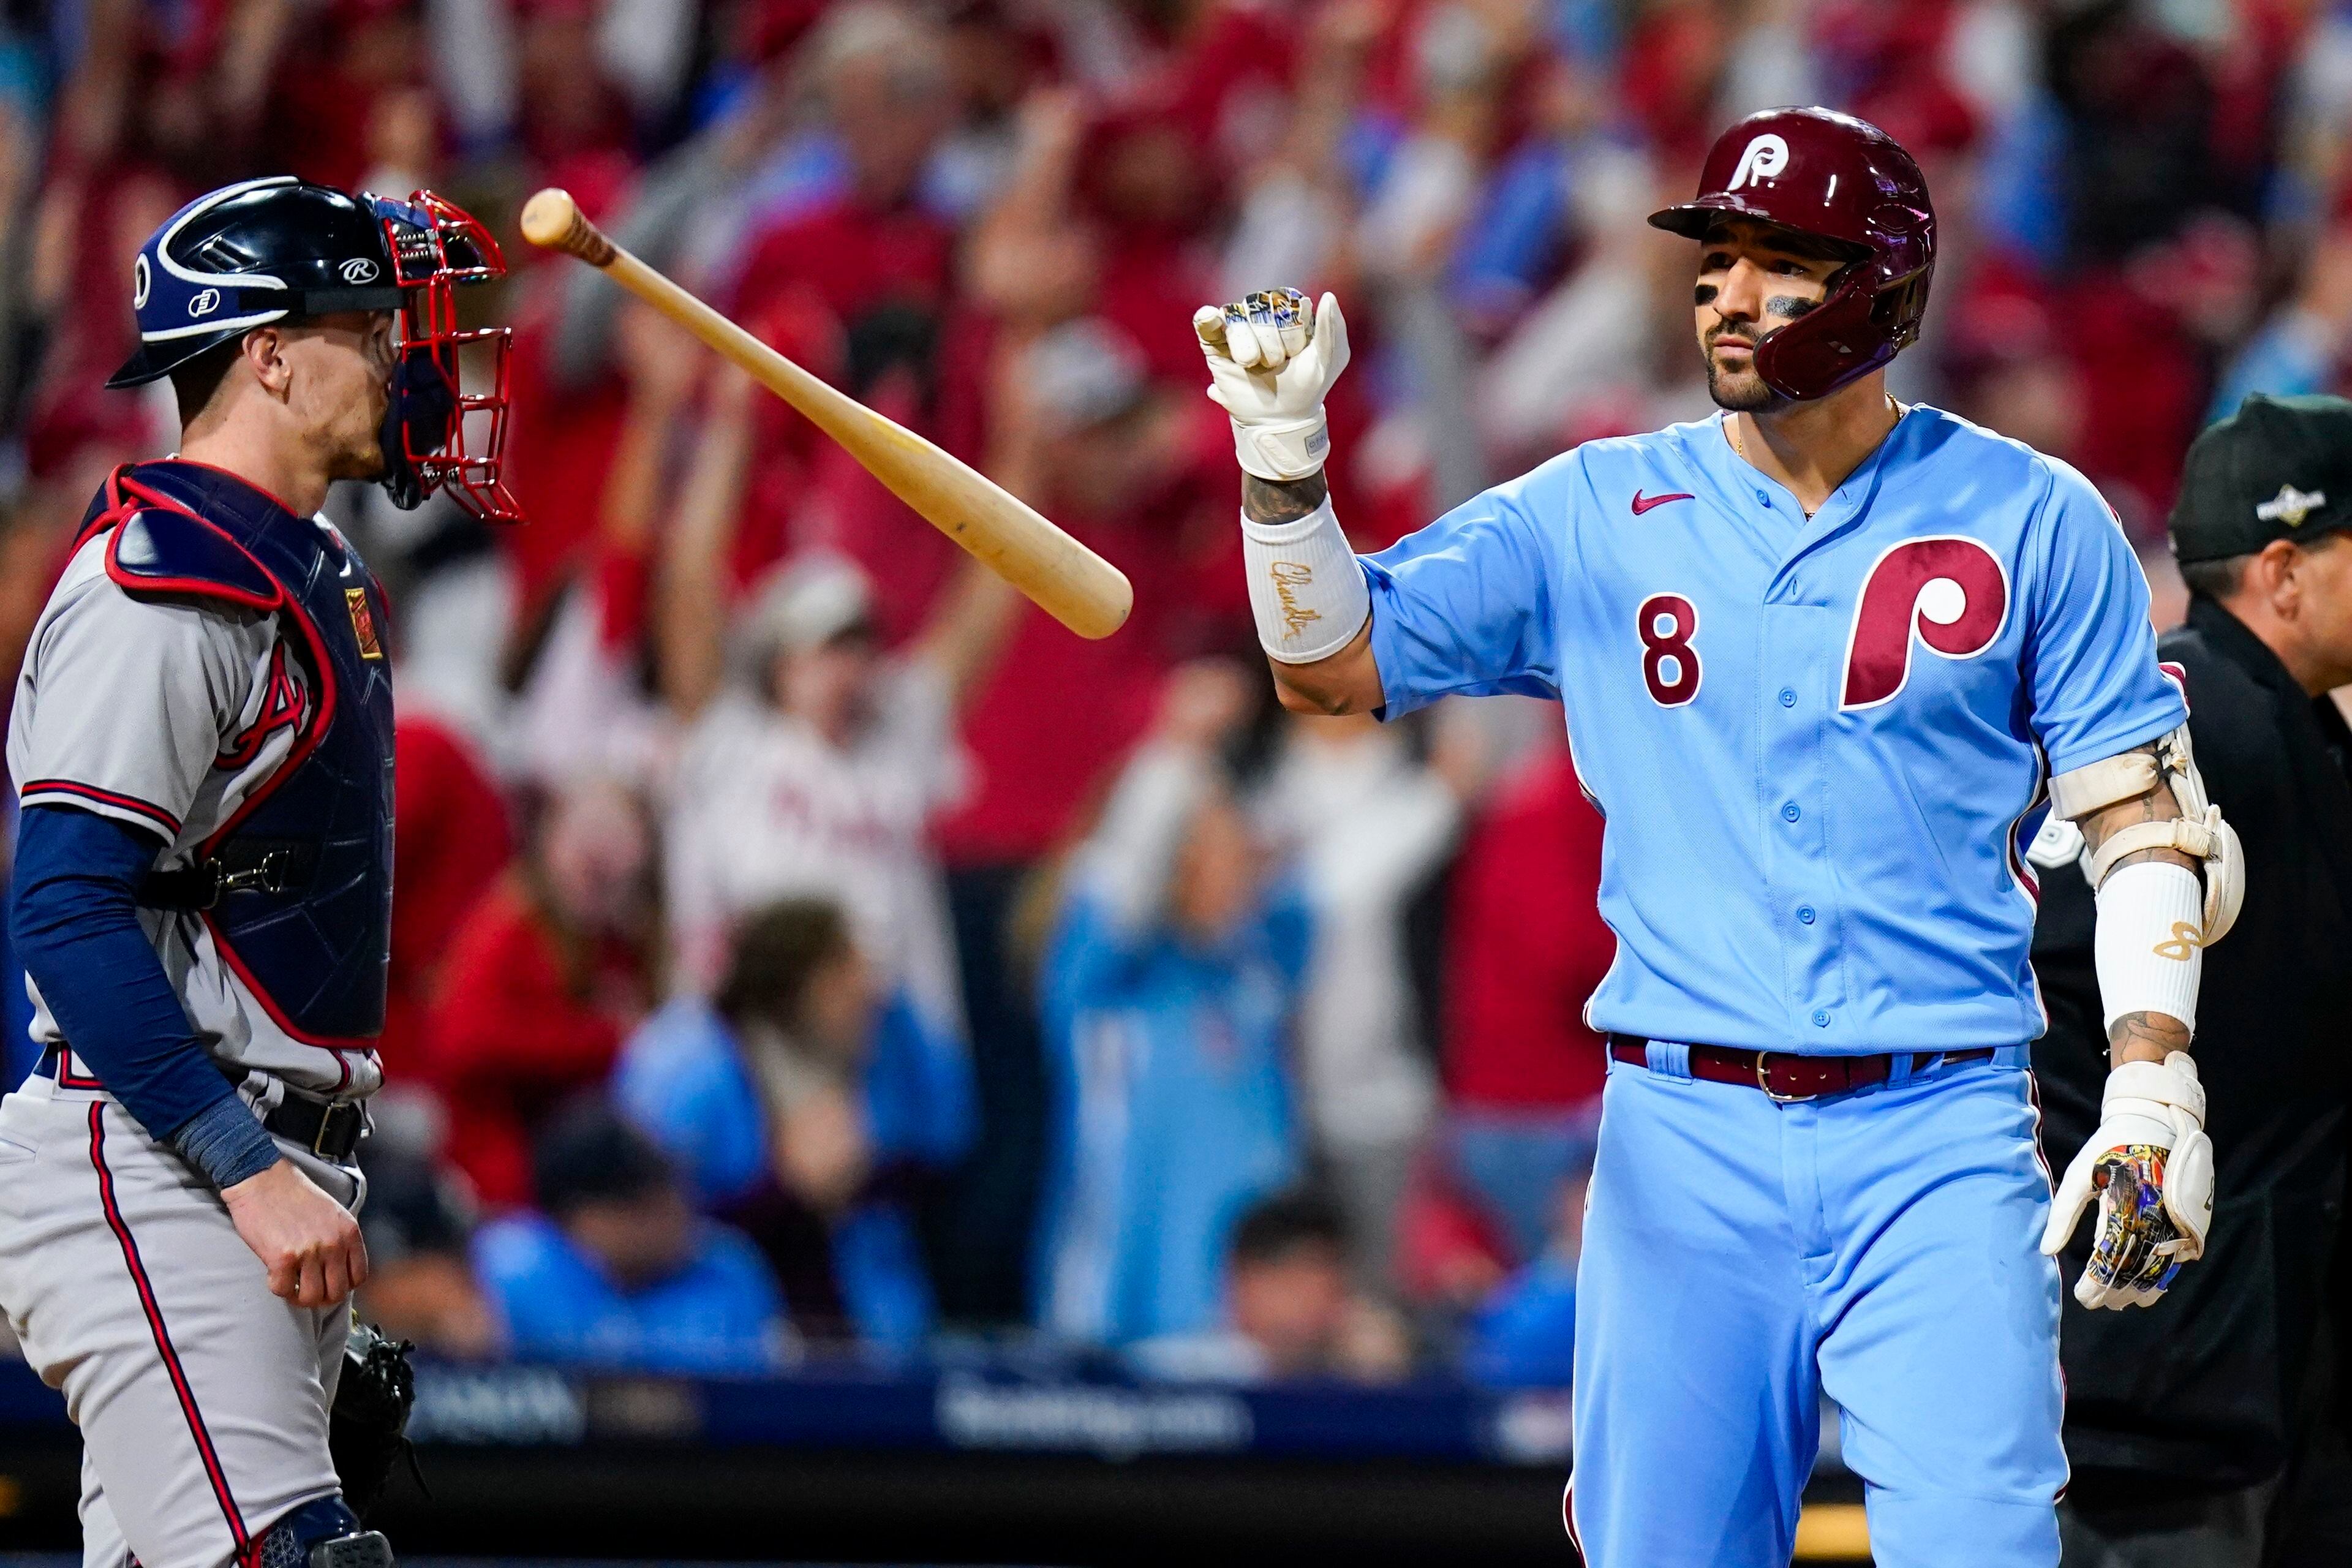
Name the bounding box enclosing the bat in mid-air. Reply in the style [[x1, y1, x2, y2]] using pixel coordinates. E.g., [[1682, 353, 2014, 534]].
[[519, 187, 1133, 641]]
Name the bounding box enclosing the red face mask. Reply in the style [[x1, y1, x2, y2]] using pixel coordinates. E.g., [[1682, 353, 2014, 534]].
[[368, 190, 522, 524]]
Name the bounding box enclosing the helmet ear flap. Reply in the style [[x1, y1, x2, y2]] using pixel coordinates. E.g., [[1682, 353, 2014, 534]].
[[1752, 263, 1889, 401], [1875, 270, 1932, 351]]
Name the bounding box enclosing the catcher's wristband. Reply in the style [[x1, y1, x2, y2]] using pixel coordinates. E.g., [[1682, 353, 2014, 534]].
[[171, 1093, 282, 1189], [1241, 496, 1370, 665], [1232, 409, 1331, 483]]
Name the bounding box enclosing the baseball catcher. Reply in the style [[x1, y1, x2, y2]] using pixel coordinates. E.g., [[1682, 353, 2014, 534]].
[[0, 176, 509, 1568]]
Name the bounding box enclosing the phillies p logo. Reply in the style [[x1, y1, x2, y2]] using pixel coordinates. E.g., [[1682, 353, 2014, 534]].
[[1727, 134, 1790, 191], [1839, 536, 2009, 709]]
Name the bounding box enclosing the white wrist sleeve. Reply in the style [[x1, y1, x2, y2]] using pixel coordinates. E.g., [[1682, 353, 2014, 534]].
[[1241, 497, 1371, 665], [2092, 859, 2204, 1035]]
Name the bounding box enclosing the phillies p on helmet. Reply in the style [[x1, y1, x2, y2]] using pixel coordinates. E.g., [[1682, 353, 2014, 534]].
[[111, 175, 519, 522], [1649, 107, 1936, 402]]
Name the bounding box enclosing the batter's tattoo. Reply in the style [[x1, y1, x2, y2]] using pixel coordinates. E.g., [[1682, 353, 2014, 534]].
[[1243, 471, 1329, 523], [2108, 1008, 2192, 1063]]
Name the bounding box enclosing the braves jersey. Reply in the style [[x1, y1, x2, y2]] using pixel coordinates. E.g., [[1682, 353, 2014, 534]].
[[1366, 407, 2184, 1054], [8, 514, 385, 1101]]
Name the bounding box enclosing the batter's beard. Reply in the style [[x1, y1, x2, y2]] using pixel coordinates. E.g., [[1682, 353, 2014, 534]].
[[1705, 352, 1784, 413]]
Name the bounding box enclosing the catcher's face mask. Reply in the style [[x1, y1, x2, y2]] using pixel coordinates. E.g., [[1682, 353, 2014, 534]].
[[366, 190, 521, 524]]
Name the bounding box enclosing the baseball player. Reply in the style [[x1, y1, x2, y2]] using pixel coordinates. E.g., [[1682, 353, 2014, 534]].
[[1195, 108, 2241, 1567], [0, 176, 513, 1568]]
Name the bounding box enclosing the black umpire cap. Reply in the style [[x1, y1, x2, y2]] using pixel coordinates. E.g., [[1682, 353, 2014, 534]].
[[2171, 393, 2352, 565]]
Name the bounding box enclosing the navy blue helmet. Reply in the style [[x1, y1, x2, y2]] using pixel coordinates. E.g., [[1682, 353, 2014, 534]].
[[108, 178, 406, 388], [111, 175, 520, 522]]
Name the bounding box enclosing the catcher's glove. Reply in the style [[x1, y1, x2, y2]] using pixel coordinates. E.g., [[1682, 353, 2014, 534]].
[[330, 1319, 421, 1518]]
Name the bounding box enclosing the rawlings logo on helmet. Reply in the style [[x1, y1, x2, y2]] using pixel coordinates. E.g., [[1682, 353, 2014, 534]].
[[1727, 134, 1790, 191], [340, 257, 380, 284]]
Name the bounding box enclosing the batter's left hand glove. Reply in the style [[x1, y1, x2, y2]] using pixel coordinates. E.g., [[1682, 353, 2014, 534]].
[[2040, 1050, 2214, 1309], [1192, 288, 1351, 481]]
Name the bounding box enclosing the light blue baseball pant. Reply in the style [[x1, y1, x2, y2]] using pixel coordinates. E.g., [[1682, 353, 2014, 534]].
[[1567, 1043, 2067, 1567]]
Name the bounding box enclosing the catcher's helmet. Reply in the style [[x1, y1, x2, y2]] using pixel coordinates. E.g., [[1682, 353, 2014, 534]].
[[111, 175, 519, 522], [1649, 107, 1936, 402]]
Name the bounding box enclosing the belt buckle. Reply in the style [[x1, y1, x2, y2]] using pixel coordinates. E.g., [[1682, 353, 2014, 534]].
[[1754, 1051, 1814, 1104], [312, 1101, 350, 1157]]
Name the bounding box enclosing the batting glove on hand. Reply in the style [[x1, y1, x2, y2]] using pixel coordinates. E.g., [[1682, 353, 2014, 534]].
[[1193, 288, 1352, 482], [2040, 1050, 2214, 1309]]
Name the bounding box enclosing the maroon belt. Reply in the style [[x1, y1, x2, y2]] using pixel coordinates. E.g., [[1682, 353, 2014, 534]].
[[1607, 1035, 1996, 1102]]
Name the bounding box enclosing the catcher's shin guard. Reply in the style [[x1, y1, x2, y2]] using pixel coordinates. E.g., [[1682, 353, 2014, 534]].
[[252, 1496, 393, 1568]]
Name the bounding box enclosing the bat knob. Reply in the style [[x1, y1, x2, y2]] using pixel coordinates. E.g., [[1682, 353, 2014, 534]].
[[520, 189, 616, 266]]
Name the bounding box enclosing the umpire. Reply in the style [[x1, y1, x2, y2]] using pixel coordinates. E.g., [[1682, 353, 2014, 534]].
[[2030, 392, 2352, 1566]]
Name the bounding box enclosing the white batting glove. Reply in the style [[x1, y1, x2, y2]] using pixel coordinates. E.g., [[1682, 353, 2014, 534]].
[[2040, 1050, 2214, 1309], [1192, 288, 1352, 481]]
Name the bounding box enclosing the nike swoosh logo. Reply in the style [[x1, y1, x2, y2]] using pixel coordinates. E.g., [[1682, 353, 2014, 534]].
[[1630, 491, 1695, 516]]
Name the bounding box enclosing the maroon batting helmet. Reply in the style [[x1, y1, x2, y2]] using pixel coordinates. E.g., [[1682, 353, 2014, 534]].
[[1649, 107, 1936, 401]]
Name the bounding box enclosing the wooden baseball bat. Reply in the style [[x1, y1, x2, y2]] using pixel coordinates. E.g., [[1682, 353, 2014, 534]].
[[518, 187, 1133, 641]]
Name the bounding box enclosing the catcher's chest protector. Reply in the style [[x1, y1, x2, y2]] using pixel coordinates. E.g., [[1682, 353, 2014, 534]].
[[91, 459, 396, 1045]]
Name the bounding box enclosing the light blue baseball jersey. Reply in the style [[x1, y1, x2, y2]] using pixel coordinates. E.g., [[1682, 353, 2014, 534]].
[[1366, 406, 2184, 1055]]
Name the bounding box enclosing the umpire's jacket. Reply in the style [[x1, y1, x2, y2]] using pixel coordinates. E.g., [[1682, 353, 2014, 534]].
[[2030, 593, 2352, 1498]]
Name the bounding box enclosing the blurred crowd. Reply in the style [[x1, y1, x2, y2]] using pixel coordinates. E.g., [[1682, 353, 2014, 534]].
[[1, 0, 2348, 1384]]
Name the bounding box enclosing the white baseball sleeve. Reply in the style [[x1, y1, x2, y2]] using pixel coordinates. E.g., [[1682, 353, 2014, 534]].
[[1241, 496, 1371, 665]]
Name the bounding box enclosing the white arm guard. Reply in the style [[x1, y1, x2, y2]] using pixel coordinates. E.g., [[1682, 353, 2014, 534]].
[[2048, 721, 2244, 943], [1242, 496, 1371, 665], [2093, 859, 2203, 1034]]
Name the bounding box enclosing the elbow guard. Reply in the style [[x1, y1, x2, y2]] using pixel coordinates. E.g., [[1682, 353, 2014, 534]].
[[2049, 722, 2244, 944]]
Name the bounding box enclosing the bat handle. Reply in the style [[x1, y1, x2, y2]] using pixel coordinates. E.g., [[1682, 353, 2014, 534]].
[[519, 188, 617, 268]]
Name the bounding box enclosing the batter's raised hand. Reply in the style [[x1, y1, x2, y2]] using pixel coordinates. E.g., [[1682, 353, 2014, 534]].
[[2039, 1050, 2214, 1308], [1193, 288, 1352, 481], [223, 1159, 371, 1310]]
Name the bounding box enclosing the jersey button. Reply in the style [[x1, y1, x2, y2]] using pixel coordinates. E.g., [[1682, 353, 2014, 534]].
[[1812, 1009, 1830, 1027], [1796, 906, 1816, 924], [1781, 801, 1801, 822], [1754, 487, 1771, 506], [1778, 688, 1797, 708]]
